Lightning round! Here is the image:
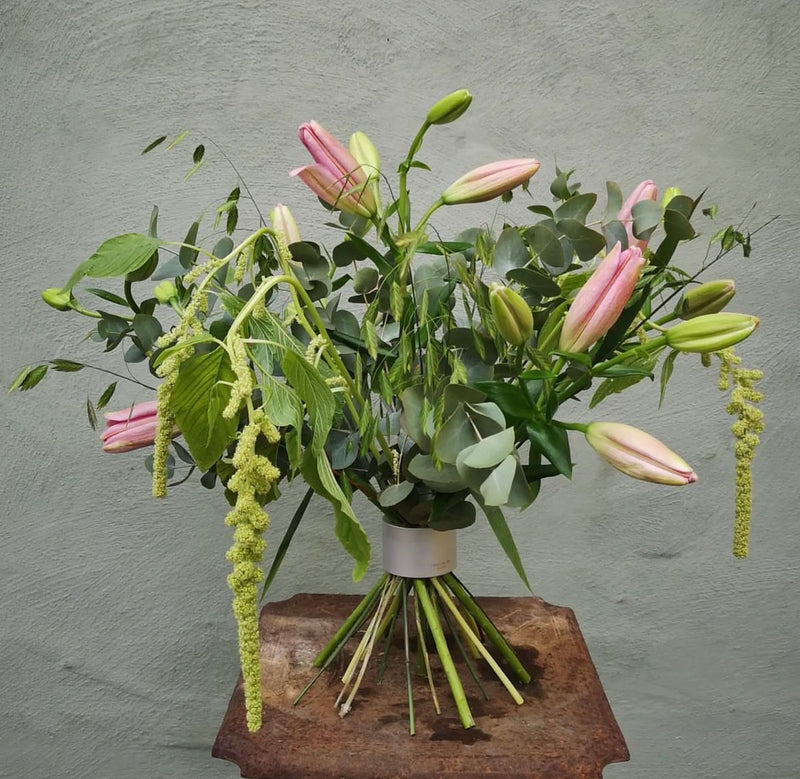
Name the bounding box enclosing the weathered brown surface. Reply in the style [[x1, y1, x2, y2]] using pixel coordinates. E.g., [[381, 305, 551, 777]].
[[213, 593, 629, 779]]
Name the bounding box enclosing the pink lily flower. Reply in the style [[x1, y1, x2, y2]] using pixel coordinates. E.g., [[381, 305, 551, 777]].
[[617, 179, 657, 251], [585, 422, 697, 485], [101, 400, 178, 453], [558, 242, 645, 353], [441, 159, 541, 205], [291, 121, 377, 217]]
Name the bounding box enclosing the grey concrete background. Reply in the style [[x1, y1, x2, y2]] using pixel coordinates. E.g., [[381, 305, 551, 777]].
[[1, 1, 798, 777]]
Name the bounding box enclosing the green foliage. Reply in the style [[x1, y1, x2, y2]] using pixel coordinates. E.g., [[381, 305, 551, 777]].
[[62, 233, 161, 291], [170, 348, 239, 471]]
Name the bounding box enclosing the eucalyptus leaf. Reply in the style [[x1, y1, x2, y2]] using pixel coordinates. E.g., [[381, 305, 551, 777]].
[[493, 227, 529, 278], [554, 192, 596, 224], [132, 313, 163, 352], [478, 453, 517, 505], [407, 454, 466, 492], [663, 208, 696, 240], [505, 268, 561, 297], [378, 481, 416, 507], [602, 181, 623, 223], [555, 219, 605, 262], [458, 427, 515, 470], [527, 221, 572, 275], [433, 406, 479, 464], [631, 200, 662, 240]]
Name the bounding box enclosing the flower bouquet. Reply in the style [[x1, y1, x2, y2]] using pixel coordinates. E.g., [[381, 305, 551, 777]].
[[12, 89, 764, 735]]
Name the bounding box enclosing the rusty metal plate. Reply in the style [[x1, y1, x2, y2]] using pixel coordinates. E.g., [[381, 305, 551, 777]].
[[213, 593, 629, 778]]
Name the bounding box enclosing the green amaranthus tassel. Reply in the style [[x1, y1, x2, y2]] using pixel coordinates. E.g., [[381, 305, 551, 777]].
[[715, 348, 764, 558], [225, 410, 281, 731]]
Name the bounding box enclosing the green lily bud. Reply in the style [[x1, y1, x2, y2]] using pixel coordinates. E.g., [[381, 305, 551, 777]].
[[677, 280, 736, 319], [153, 280, 178, 304], [661, 186, 682, 209], [349, 131, 380, 181], [664, 312, 758, 352], [489, 282, 533, 346], [41, 287, 74, 312], [426, 89, 473, 125]]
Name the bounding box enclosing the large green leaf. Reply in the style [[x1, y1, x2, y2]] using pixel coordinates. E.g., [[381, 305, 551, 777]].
[[170, 348, 239, 471], [260, 374, 303, 429], [300, 450, 370, 581], [281, 350, 335, 456], [477, 499, 531, 590], [63, 234, 161, 291]]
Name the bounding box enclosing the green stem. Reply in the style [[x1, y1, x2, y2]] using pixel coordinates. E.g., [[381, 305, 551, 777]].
[[312, 573, 388, 667], [412, 198, 445, 234], [402, 579, 415, 736], [123, 279, 140, 314], [413, 590, 441, 714], [398, 122, 431, 231], [431, 577, 524, 705], [437, 589, 489, 701], [414, 579, 475, 728], [443, 573, 530, 684]]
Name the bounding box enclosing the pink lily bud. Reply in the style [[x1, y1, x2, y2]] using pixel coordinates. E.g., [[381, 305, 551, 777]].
[[618, 180, 657, 251], [270, 203, 301, 245], [292, 121, 377, 216], [441, 158, 541, 205], [101, 400, 178, 453], [558, 242, 645, 353], [585, 422, 697, 485]]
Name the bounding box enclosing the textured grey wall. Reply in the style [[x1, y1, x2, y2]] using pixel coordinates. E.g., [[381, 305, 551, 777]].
[[2, 1, 798, 777]]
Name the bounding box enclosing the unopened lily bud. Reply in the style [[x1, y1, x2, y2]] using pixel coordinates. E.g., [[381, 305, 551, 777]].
[[489, 282, 533, 346], [559, 243, 645, 353], [677, 280, 736, 319], [153, 280, 178, 305], [585, 421, 697, 485], [349, 131, 380, 181], [426, 89, 473, 125], [661, 186, 682, 209], [664, 312, 758, 352], [270, 203, 301, 245], [41, 287, 74, 311], [442, 159, 541, 205]]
